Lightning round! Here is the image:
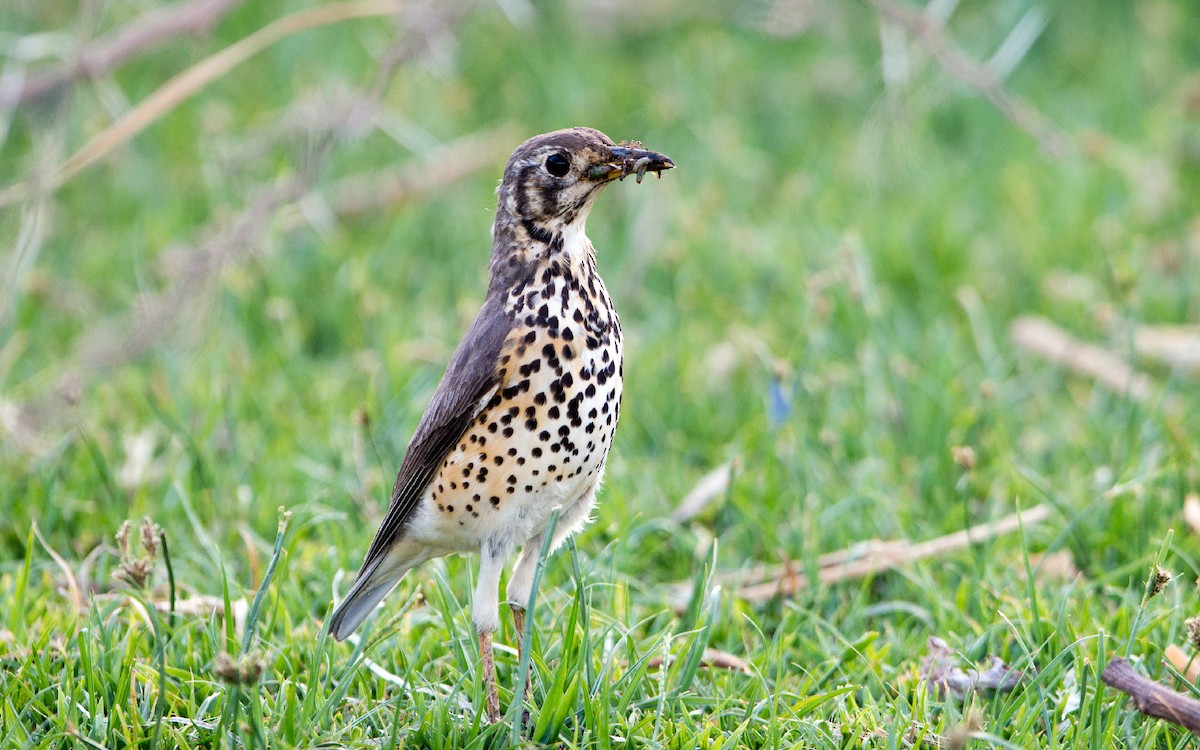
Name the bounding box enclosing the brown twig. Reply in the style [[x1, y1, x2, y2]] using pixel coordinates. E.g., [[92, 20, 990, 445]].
[[867, 0, 1071, 157], [739, 504, 1049, 602], [1010, 316, 1175, 412], [1102, 656, 1200, 735], [8, 0, 244, 107], [667, 504, 1050, 609]]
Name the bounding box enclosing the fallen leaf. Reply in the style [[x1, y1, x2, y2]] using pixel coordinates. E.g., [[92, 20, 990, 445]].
[[920, 636, 1025, 699]]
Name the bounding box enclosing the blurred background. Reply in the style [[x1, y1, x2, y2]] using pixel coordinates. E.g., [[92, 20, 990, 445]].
[[2, 0, 1199, 744]]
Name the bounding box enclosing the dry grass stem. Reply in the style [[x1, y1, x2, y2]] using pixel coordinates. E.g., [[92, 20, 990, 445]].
[[867, 0, 1071, 157], [671, 458, 738, 523], [31, 522, 84, 614], [1134, 325, 1200, 372], [0, 0, 405, 207], [1010, 316, 1168, 408], [8, 0, 243, 107]]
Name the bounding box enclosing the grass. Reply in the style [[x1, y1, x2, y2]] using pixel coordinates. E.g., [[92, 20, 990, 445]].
[[2, 0, 1200, 746]]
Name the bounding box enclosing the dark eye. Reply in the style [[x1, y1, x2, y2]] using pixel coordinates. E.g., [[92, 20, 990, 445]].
[[544, 153, 570, 177]]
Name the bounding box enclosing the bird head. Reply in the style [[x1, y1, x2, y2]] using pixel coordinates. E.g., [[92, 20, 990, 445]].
[[495, 127, 674, 232]]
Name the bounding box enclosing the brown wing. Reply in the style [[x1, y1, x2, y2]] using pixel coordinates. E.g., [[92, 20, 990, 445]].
[[353, 293, 513, 578]]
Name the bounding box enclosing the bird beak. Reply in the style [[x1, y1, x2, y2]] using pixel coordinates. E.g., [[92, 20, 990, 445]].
[[587, 144, 676, 184]]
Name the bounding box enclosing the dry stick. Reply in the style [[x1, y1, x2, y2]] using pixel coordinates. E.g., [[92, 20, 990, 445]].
[[734, 504, 1050, 604], [1102, 657, 1200, 736], [867, 0, 1071, 157], [278, 126, 518, 230], [9, 0, 243, 106], [0, 0, 404, 207], [667, 504, 1050, 609], [1009, 316, 1175, 413]]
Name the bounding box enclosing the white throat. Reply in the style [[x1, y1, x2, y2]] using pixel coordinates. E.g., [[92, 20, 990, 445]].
[[560, 218, 593, 265]]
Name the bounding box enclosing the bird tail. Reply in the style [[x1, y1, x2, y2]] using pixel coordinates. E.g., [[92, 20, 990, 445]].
[[327, 542, 429, 640]]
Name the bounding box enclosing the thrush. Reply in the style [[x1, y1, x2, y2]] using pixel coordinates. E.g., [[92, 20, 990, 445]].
[[328, 127, 674, 722]]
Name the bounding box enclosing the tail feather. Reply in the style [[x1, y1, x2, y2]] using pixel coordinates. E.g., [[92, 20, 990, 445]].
[[328, 544, 430, 640]]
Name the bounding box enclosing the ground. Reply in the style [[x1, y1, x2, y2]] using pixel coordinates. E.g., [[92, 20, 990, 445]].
[[2, 0, 1200, 747]]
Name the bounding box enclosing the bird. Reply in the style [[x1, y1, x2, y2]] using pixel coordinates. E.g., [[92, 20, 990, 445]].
[[327, 127, 674, 722]]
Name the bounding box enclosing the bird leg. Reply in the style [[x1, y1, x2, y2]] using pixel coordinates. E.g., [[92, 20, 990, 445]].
[[510, 603, 526, 647], [475, 538, 510, 723], [509, 603, 532, 703], [478, 628, 501, 723]]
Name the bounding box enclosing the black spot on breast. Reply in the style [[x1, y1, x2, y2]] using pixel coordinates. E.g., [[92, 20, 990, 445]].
[[539, 431, 551, 442], [534, 393, 547, 406], [494, 455, 504, 466], [490, 496, 500, 507]]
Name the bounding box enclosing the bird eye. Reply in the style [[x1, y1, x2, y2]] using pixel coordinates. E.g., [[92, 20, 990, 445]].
[[544, 153, 570, 177]]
